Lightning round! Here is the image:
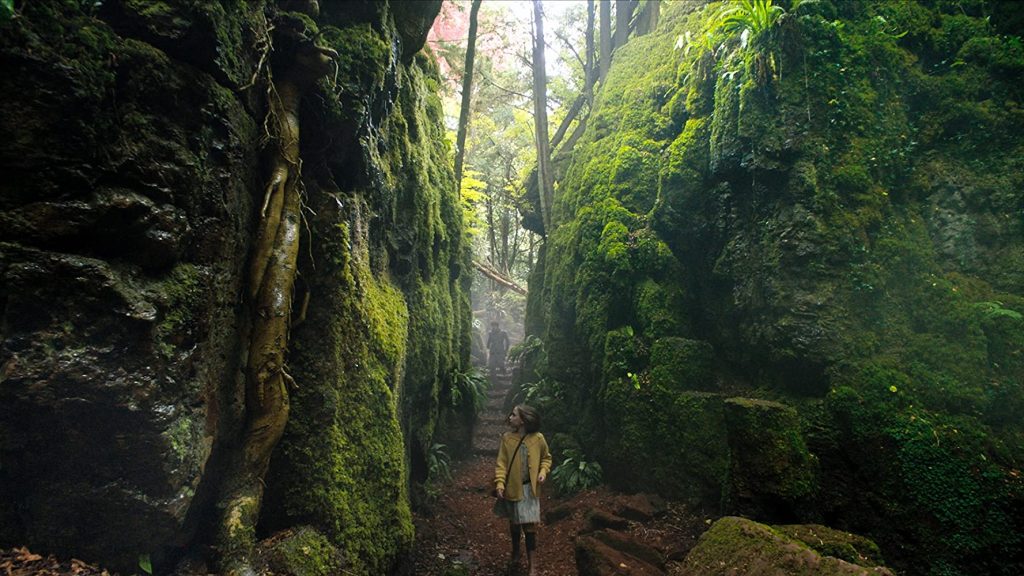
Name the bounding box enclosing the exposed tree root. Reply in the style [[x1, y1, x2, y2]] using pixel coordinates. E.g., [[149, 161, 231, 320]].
[[214, 7, 336, 574]]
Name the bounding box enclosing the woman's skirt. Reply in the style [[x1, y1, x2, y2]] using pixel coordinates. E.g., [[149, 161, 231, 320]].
[[508, 482, 541, 525]]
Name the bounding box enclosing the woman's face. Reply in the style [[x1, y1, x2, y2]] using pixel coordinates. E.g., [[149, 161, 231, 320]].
[[508, 408, 523, 430]]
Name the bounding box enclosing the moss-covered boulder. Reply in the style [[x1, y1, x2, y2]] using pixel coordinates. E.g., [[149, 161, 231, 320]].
[[603, 383, 729, 505], [679, 516, 895, 576], [258, 526, 347, 576], [774, 524, 887, 569], [723, 398, 818, 519]]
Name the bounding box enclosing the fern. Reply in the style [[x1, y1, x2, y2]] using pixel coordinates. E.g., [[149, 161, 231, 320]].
[[427, 443, 452, 482], [718, 0, 785, 41], [508, 334, 545, 365], [551, 448, 603, 495], [449, 366, 489, 411], [974, 301, 1023, 321]]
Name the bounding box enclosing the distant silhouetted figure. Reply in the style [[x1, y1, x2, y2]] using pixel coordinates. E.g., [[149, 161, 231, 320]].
[[487, 321, 510, 376]]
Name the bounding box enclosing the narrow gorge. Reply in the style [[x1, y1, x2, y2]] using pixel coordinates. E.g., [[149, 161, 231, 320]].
[[1, 1, 1021, 575]]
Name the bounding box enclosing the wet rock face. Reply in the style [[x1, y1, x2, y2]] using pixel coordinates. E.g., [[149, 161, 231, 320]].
[[5, 0, 456, 572], [0, 0, 261, 570], [391, 0, 443, 63]]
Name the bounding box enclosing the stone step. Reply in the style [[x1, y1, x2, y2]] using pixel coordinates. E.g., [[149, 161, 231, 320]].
[[472, 435, 500, 456], [479, 414, 507, 425]]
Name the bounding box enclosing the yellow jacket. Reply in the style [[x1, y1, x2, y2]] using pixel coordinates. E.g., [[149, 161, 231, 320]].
[[494, 431, 552, 501]]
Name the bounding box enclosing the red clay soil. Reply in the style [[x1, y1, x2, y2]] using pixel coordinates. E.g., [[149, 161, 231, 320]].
[[411, 455, 710, 576]]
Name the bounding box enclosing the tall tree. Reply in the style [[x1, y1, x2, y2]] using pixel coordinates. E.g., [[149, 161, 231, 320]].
[[531, 0, 553, 233], [599, 0, 611, 81], [614, 0, 636, 53], [586, 0, 596, 104], [635, 0, 660, 36], [453, 0, 483, 187]]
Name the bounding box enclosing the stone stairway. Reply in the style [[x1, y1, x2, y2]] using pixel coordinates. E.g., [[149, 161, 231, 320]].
[[470, 371, 514, 456]]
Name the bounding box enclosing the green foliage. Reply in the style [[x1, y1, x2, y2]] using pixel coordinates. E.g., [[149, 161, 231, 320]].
[[508, 334, 545, 365], [826, 378, 1023, 573], [459, 169, 488, 239], [448, 366, 488, 411], [551, 448, 603, 495], [974, 301, 1023, 321], [0, 0, 13, 21], [718, 0, 785, 43], [527, 0, 1024, 574], [263, 527, 346, 576], [427, 443, 452, 483], [516, 377, 564, 407]]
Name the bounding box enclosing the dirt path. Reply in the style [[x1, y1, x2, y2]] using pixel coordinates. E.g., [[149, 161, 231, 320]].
[[413, 370, 573, 575], [411, 372, 709, 576]]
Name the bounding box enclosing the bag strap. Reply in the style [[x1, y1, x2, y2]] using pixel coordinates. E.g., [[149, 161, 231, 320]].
[[500, 434, 528, 487]]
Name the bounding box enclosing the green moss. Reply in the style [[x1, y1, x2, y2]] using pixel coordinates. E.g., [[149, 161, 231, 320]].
[[270, 228, 414, 573], [774, 524, 886, 568], [603, 373, 730, 504], [264, 35, 467, 575], [649, 337, 715, 392], [724, 398, 818, 513], [263, 526, 345, 576], [527, 1, 1024, 573], [683, 517, 894, 575], [321, 23, 390, 98], [633, 279, 687, 340], [154, 264, 204, 358]]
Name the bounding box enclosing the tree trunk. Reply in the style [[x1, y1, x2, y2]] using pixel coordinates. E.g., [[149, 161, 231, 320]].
[[549, 91, 587, 152], [599, 0, 611, 81], [474, 260, 527, 295], [486, 188, 497, 272], [453, 0, 483, 187], [532, 0, 554, 233], [635, 0, 659, 36], [614, 0, 636, 54], [586, 0, 596, 104]]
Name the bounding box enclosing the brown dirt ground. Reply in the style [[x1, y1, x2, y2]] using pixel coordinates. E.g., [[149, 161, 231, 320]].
[[0, 547, 111, 576], [411, 455, 711, 576]]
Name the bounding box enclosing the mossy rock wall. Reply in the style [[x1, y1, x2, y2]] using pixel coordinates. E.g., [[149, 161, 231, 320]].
[[0, 1, 264, 571], [0, 0, 464, 574], [530, 1, 1024, 574], [262, 5, 468, 567]]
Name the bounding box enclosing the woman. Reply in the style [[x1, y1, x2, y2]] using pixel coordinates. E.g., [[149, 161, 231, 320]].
[[494, 404, 552, 575]]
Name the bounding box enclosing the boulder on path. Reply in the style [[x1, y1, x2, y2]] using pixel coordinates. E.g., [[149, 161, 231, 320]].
[[614, 493, 667, 522], [585, 508, 631, 532], [678, 517, 896, 576], [576, 529, 665, 576], [774, 524, 887, 568]]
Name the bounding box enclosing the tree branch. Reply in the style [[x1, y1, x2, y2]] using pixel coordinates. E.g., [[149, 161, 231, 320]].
[[475, 260, 528, 295]]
